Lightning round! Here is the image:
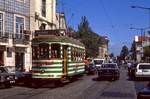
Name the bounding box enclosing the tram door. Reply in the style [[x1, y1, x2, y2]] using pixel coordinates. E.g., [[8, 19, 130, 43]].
[[15, 52, 24, 71], [63, 46, 68, 76]]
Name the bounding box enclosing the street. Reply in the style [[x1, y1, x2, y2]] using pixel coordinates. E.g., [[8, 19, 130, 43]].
[[0, 67, 149, 99]]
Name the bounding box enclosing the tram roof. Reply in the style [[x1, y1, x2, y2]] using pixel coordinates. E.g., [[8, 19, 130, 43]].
[[32, 35, 85, 48]]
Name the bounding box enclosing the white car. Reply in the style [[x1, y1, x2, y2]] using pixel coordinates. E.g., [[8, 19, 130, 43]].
[[135, 63, 150, 78]]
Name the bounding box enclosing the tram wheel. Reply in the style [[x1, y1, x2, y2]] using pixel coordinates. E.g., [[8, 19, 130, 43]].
[[31, 82, 39, 88]]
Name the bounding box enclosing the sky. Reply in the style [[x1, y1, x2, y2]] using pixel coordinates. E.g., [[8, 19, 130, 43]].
[[57, 0, 150, 55]]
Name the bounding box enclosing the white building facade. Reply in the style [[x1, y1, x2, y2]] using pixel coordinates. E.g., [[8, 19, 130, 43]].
[[30, 0, 57, 32]]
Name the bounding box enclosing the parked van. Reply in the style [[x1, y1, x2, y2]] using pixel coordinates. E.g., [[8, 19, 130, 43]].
[[93, 58, 105, 68], [135, 63, 150, 78]]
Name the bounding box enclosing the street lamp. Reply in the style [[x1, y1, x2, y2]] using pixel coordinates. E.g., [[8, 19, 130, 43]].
[[131, 6, 150, 28]]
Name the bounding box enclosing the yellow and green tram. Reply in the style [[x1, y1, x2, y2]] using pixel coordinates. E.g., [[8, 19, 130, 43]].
[[31, 34, 85, 84]]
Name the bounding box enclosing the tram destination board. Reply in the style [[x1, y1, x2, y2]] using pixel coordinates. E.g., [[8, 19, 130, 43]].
[[35, 30, 60, 36]]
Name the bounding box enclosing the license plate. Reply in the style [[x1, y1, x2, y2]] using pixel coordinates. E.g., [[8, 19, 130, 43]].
[[10, 81, 15, 83], [142, 70, 148, 72]]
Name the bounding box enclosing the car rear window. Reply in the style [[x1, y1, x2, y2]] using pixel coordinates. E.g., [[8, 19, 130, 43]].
[[94, 60, 104, 64], [101, 64, 117, 68], [139, 65, 150, 69]]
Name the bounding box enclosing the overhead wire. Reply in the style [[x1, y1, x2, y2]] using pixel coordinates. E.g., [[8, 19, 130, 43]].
[[98, 0, 115, 29]]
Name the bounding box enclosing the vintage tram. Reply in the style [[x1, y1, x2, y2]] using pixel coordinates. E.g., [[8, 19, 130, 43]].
[[31, 30, 85, 86]]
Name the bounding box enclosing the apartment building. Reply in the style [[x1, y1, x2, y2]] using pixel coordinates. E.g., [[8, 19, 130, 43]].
[[98, 36, 109, 60], [0, 0, 31, 71], [30, 0, 57, 32], [134, 35, 148, 62]]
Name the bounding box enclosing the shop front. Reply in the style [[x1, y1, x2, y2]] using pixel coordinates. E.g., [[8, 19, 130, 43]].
[[15, 47, 25, 71]]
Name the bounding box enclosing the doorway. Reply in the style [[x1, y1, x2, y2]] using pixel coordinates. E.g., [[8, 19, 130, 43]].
[[15, 52, 24, 71], [0, 51, 4, 66], [63, 46, 68, 76]]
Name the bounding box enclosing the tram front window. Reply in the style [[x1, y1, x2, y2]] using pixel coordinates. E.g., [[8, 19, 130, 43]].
[[51, 44, 60, 58], [39, 43, 49, 59]]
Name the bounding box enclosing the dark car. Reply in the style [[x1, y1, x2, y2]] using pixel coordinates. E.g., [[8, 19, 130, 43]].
[[15, 71, 32, 86], [85, 63, 95, 75], [137, 82, 150, 99], [97, 63, 120, 80], [0, 66, 16, 88]]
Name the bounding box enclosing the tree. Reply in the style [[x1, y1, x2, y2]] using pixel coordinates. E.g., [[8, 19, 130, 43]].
[[130, 41, 136, 61], [109, 53, 114, 58], [75, 16, 101, 57], [120, 45, 129, 60]]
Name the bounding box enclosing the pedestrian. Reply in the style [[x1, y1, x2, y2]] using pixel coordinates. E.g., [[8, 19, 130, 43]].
[[127, 62, 132, 72]]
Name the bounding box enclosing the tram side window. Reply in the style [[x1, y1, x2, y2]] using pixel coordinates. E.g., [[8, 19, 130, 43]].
[[51, 44, 60, 58], [32, 46, 38, 59], [71, 47, 74, 61], [39, 44, 49, 59]]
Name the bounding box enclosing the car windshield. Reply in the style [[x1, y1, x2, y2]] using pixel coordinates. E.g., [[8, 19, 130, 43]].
[[94, 60, 104, 64], [101, 64, 117, 68], [139, 65, 150, 69]]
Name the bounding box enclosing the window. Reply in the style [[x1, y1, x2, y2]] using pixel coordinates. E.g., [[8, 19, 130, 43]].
[[51, 44, 60, 58], [39, 23, 46, 30], [0, 13, 3, 36], [15, 16, 24, 39], [42, 0, 46, 17], [139, 65, 150, 69], [32, 46, 38, 59], [39, 43, 49, 59], [101, 64, 117, 68], [16, 0, 25, 3]]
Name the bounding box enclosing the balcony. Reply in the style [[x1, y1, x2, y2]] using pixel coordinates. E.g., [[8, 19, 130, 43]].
[[13, 32, 30, 45], [0, 32, 9, 43]]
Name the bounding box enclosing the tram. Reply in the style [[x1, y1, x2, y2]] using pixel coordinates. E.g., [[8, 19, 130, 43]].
[[31, 30, 85, 85]]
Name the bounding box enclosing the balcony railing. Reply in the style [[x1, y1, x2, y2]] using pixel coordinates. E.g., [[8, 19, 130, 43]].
[[0, 32, 9, 43], [13, 33, 30, 45]]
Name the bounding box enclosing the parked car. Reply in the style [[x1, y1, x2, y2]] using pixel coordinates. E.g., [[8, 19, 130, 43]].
[[97, 63, 120, 80], [0, 66, 15, 88], [137, 81, 150, 99], [15, 71, 32, 86], [85, 63, 95, 75], [135, 63, 150, 79]]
